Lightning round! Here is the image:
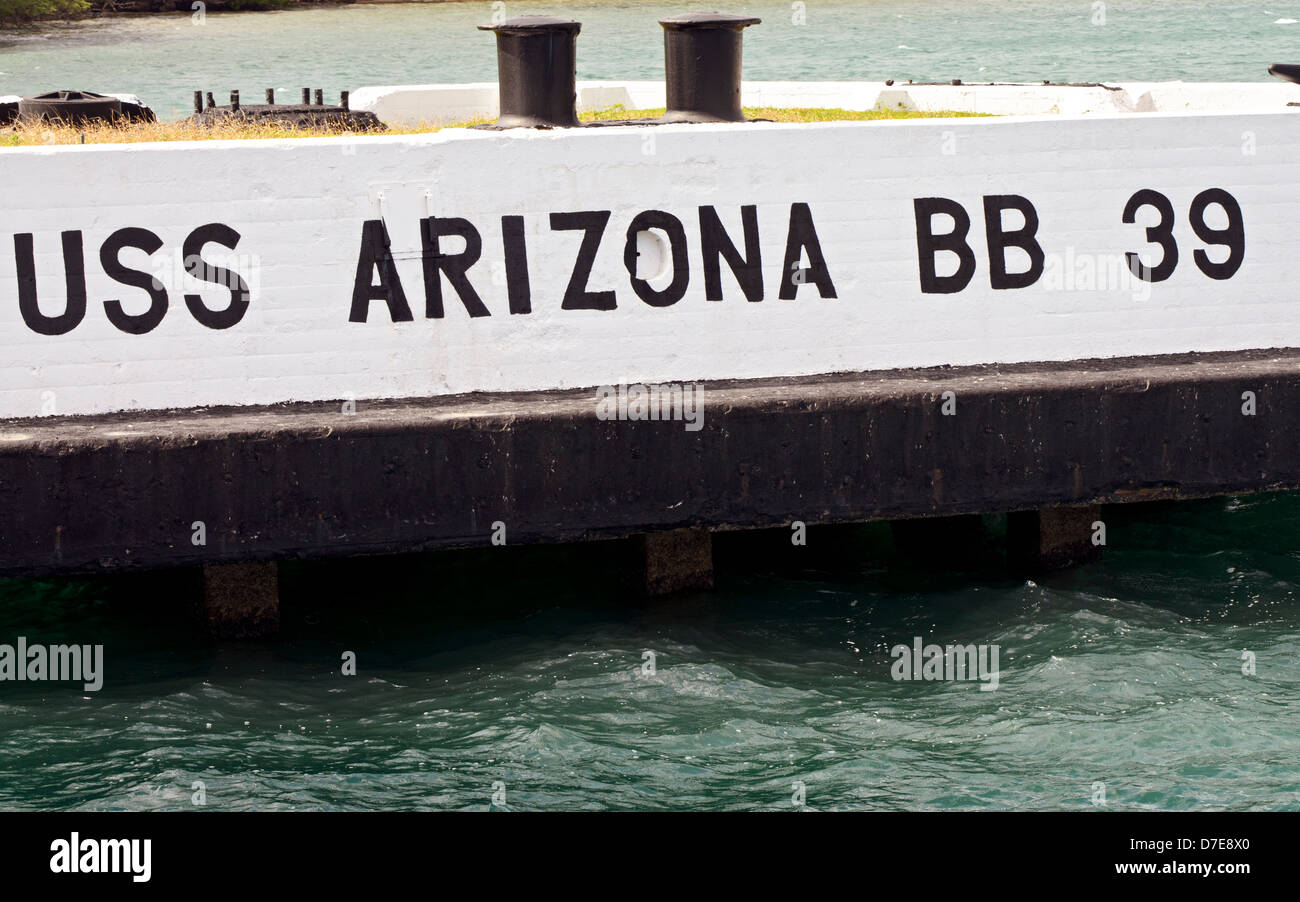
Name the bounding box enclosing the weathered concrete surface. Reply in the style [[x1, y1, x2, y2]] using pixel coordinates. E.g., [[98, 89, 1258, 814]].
[[1007, 505, 1104, 571], [640, 528, 714, 595], [201, 561, 280, 639], [2, 348, 1299, 578]]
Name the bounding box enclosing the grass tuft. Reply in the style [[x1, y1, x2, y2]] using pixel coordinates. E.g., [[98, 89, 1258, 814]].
[[581, 105, 991, 123], [1, 106, 990, 147]]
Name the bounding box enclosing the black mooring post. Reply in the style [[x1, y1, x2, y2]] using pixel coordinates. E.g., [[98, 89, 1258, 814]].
[[477, 15, 582, 128], [193, 91, 203, 115], [302, 88, 311, 105], [230, 90, 240, 112], [659, 12, 760, 123], [314, 89, 324, 106], [266, 88, 275, 104], [341, 91, 350, 110]]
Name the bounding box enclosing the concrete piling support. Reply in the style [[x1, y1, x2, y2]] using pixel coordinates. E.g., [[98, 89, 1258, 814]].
[[1007, 505, 1103, 571], [890, 514, 988, 566], [201, 561, 280, 639], [5, 353, 1297, 583], [640, 528, 714, 596]]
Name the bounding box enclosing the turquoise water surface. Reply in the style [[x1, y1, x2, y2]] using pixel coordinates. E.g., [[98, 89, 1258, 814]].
[[1, 494, 1297, 810]]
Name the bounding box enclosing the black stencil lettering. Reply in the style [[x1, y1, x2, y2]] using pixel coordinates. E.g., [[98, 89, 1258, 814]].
[[101, 227, 168, 335], [550, 210, 616, 311], [914, 198, 977, 294], [1189, 188, 1245, 280], [983, 195, 1045, 290], [15, 231, 87, 336], [422, 217, 490, 319], [501, 215, 532, 315], [624, 210, 690, 308], [183, 223, 250, 330], [779, 203, 837, 299], [1122, 189, 1178, 283], [350, 219, 412, 323], [699, 205, 762, 302]]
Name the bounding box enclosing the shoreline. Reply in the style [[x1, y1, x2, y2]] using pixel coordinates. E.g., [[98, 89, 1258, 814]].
[[0, 0, 466, 29]]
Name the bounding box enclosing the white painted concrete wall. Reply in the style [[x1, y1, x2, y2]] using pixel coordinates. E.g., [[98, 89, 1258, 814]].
[[1, 110, 1298, 418], [348, 81, 670, 127], [352, 80, 1300, 125]]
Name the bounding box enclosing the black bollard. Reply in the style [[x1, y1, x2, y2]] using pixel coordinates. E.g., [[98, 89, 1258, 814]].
[[266, 88, 275, 104], [1268, 63, 1300, 84], [659, 12, 760, 123], [477, 15, 582, 128], [194, 91, 203, 115], [230, 90, 240, 112], [302, 88, 311, 105], [206, 92, 215, 110], [341, 91, 350, 110], [314, 89, 324, 106]]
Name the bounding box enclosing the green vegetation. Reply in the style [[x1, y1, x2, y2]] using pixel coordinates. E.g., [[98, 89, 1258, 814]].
[[222, 0, 291, 10], [0, 0, 88, 25], [0, 0, 290, 24]]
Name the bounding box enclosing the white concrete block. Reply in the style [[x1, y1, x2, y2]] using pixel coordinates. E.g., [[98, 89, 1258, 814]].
[[0, 110, 1296, 419]]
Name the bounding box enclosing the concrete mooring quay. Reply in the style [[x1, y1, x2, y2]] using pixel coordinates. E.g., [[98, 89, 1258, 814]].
[[5, 13, 1300, 635], [3, 349, 1299, 636]]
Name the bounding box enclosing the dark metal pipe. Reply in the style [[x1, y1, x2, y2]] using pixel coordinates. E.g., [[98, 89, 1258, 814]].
[[477, 15, 581, 128], [659, 12, 760, 123]]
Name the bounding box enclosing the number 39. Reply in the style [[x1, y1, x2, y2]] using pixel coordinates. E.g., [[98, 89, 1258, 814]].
[[1122, 188, 1245, 282]]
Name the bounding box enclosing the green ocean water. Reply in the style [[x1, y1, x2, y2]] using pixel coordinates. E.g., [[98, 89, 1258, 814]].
[[1, 493, 1297, 811], [2, 1, 1300, 119]]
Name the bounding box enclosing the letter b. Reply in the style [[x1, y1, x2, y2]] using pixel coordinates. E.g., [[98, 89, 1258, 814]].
[[914, 198, 976, 294], [983, 195, 1045, 290]]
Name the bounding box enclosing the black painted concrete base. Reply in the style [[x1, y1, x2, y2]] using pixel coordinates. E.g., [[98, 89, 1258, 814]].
[[201, 562, 280, 639], [1007, 505, 1104, 571], [639, 528, 714, 595], [2, 349, 1299, 580]]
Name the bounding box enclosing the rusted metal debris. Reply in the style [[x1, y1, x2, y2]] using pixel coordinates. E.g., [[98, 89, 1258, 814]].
[[187, 88, 384, 131]]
